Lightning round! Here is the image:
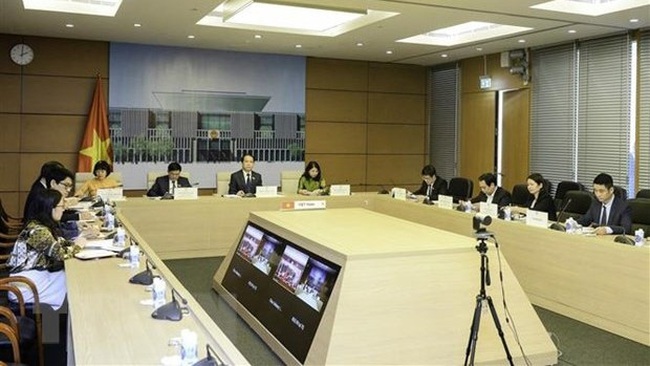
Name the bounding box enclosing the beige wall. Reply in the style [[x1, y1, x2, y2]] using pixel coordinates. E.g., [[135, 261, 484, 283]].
[[0, 34, 109, 215], [305, 58, 428, 193]]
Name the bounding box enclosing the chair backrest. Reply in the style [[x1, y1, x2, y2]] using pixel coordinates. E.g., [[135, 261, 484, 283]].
[[510, 184, 529, 207], [0, 321, 21, 363], [216, 172, 231, 195], [628, 198, 650, 231], [558, 190, 594, 222], [280, 171, 302, 194], [147, 171, 190, 189], [614, 186, 627, 200], [447, 177, 473, 202], [554, 181, 583, 201], [75, 172, 123, 192], [636, 189, 650, 199]]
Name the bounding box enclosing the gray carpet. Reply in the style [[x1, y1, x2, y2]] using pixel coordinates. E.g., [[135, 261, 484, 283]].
[[165, 257, 650, 366]]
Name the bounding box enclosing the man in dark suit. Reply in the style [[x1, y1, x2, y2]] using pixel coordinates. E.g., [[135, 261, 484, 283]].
[[468, 172, 512, 208], [147, 162, 191, 197], [229, 154, 263, 196], [577, 173, 632, 235], [412, 164, 448, 201]]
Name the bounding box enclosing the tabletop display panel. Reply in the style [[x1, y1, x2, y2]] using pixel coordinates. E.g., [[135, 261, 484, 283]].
[[222, 222, 340, 363]]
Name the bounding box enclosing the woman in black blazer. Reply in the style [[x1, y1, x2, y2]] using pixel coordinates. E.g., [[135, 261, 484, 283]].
[[523, 173, 557, 221]]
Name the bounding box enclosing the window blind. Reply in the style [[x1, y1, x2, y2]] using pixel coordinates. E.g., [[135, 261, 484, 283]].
[[530, 43, 577, 189], [639, 31, 650, 191], [577, 34, 631, 190], [429, 65, 458, 180]]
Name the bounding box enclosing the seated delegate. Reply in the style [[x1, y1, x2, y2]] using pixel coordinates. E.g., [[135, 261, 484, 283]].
[[577, 173, 632, 235], [411, 164, 448, 201], [6, 189, 86, 310], [229, 154, 263, 196], [511, 173, 557, 221], [74, 160, 120, 198], [298, 161, 328, 196], [465, 172, 512, 208], [147, 162, 191, 197]]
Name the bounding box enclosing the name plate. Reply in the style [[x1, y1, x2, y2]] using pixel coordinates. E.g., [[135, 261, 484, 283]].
[[479, 202, 499, 217], [256, 186, 278, 197], [96, 187, 124, 202], [281, 200, 327, 211], [392, 188, 407, 201], [173, 187, 198, 200], [526, 209, 549, 228], [330, 184, 351, 196], [438, 194, 453, 209]]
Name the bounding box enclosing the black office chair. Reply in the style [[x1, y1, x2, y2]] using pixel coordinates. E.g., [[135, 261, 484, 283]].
[[636, 189, 650, 199], [554, 181, 583, 211], [614, 186, 628, 200], [448, 177, 473, 203], [543, 179, 553, 196], [628, 198, 650, 237], [558, 190, 594, 222], [510, 184, 529, 207]]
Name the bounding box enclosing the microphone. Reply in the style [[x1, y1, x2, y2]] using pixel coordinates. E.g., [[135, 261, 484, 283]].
[[129, 258, 156, 285], [152, 288, 189, 321], [473, 213, 492, 231], [614, 227, 635, 245], [192, 344, 226, 366], [549, 198, 572, 232]]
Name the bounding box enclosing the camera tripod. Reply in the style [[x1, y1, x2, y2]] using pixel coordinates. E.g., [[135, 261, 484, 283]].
[[463, 231, 513, 366]]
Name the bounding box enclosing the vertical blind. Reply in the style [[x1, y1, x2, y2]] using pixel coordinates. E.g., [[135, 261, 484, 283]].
[[639, 31, 650, 191], [530, 43, 577, 189], [577, 34, 631, 190], [429, 65, 458, 181]]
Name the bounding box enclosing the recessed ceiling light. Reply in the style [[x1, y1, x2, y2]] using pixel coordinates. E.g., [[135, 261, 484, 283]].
[[397, 21, 532, 46], [65, 23, 74, 28], [356, 42, 364, 47], [531, 0, 648, 17], [187, 35, 195, 39], [441, 54, 449, 58], [518, 39, 526, 43], [134, 23, 141, 27], [568, 29, 576, 33], [386, 50, 393, 55], [295, 44, 302, 48], [254, 34, 262, 38], [630, 18, 639, 23], [23, 0, 123, 17]]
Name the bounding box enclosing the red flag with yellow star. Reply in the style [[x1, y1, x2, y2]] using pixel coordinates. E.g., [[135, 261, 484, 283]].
[[78, 75, 113, 172]]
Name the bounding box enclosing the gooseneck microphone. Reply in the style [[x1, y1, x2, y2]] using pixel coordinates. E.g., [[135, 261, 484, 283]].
[[549, 198, 572, 232]]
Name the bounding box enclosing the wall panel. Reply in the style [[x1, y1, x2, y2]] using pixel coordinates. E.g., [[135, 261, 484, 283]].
[[0, 74, 21, 113], [459, 92, 496, 184], [0, 114, 21, 151], [306, 58, 367, 91], [306, 122, 367, 154], [23, 37, 109, 77], [0, 192, 20, 219], [366, 154, 424, 188], [368, 62, 426, 94], [21, 115, 86, 153], [0, 34, 23, 73], [22, 76, 98, 115], [306, 89, 368, 122], [304, 153, 367, 188], [367, 93, 426, 124], [19, 153, 79, 192], [0, 154, 20, 191], [367, 124, 426, 154]]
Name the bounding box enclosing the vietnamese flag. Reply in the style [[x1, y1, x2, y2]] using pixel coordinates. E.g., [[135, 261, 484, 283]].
[[78, 75, 113, 172]]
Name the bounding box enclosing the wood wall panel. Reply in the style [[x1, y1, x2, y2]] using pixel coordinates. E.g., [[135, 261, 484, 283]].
[[0, 74, 21, 113], [23, 37, 109, 77], [304, 154, 367, 188], [366, 154, 424, 188], [0, 114, 21, 151], [0, 34, 23, 73], [0, 192, 20, 218], [367, 124, 426, 154], [367, 93, 426, 124], [306, 58, 368, 91], [0, 154, 20, 191], [306, 122, 367, 154], [19, 153, 78, 193], [306, 89, 367, 122], [461, 54, 529, 93], [368, 62, 426, 94], [459, 92, 496, 184], [501, 89, 531, 191], [21, 115, 86, 152], [22, 76, 98, 115]]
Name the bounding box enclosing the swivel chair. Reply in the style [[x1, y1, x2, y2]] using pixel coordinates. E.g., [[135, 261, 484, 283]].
[[448, 177, 473, 203]]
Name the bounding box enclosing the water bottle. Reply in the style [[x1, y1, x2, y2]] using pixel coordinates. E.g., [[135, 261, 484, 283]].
[[105, 212, 115, 230], [152, 277, 166, 309], [464, 201, 472, 213], [129, 244, 140, 268], [114, 227, 126, 246], [565, 218, 574, 233], [180, 329, 198, 365], [503, 206, 511, 221], [634, 229, 645, 246]]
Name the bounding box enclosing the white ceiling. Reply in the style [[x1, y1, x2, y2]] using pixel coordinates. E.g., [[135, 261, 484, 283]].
[[0, 0, 648, 65]]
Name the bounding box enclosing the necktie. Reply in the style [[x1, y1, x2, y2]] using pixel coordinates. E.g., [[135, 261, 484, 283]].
[[246, 173, 251, 190], [172, 180, 177, 194], [599, 205, 607, 226], [426, 184, 432, 198]]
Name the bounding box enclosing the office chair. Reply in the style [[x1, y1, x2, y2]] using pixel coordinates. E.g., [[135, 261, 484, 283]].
[[0, 319, 21, 363], [628, 198, 650, 237], [0, 282, 40, 366], [554, 181, 583, 210], [637, 189, 650, 199], [448, 177, 473, 203], [558, 190, 594, 222], [510, 184, 529, 207], [613, 186, 628, 200]]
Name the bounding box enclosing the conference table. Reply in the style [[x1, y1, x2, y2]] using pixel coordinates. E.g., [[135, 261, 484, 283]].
[[114, 193, 649, 348]]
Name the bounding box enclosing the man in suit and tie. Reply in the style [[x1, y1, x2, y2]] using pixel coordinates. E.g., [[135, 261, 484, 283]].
[[577, 173, 632, 235], [229, 154, 263, 196], [147, 162, 191, 197], [468, 172, 512, 208], [412, 165, 448, 201]]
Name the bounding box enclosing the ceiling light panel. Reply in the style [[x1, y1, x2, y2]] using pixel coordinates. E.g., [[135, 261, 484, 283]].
[[530, 0, 650, 16], [398, 21, 532, 46], [22, 0, 123, 17]]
